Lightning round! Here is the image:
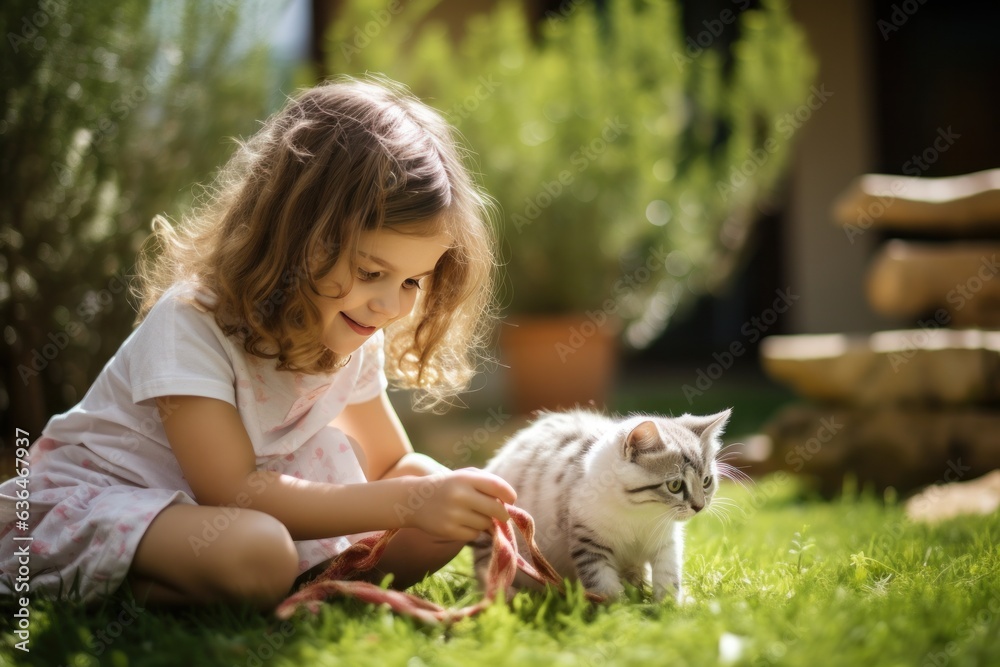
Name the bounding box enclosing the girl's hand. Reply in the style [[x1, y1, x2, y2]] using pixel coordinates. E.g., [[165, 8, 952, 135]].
[[402, 469, 517, 542]]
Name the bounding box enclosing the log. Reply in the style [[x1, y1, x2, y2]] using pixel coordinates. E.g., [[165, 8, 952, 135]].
[[866, 240, 1000, 326], [760, 330, 1000, 406], [762, 403, 1000, 497], [833, 168, 1000, 235]]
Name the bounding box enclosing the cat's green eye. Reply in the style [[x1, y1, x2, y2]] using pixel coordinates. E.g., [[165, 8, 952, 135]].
[[703, 476, 712, 488], [666, 479, 683, 494]]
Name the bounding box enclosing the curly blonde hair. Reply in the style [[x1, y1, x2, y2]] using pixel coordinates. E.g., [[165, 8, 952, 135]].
[[132, 74, 498, 410]]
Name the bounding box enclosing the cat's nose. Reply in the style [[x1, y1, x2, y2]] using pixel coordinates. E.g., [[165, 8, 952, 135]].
[[690, 502, 704, 513]]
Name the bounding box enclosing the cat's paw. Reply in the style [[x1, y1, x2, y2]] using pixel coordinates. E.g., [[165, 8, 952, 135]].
[[587, 580, 625, 602], [652, 580, 684, 605]]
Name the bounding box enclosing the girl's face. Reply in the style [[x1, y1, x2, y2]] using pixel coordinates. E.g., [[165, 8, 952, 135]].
[[305, 227, 452, 357]]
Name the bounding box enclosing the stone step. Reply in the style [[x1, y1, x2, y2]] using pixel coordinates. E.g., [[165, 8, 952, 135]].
[[760, 403, 1000, 496], [905, 470, 1000, 523], [760, 329, 1000, 406], [866, 240, 1000, 327], [833, 168, 1000, 237]]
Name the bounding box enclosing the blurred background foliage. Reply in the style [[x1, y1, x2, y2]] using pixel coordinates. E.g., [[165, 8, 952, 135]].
[[325, 0, 815, 347], [1, 0, 816, 445], [0, 0, 280, 443]]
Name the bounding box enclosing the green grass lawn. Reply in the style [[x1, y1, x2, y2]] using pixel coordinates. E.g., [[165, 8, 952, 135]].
[[3, 474, 999, 667]]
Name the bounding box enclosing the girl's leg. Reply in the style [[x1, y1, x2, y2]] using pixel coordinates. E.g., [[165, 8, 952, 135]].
[[125, 504, 300, 610], [294, 528, 467, 591]]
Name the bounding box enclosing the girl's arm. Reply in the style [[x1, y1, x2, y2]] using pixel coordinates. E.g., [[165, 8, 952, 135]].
[[155, 395, 513, 542], [330, 391, 450, 480]]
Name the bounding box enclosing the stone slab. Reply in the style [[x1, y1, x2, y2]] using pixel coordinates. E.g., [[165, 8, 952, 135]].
[[866, 240, 1000, 326], [760, 403, 1000, 497], [905, 469, 1000, 523], [833, 168, 1000, 235], [760, 330, 1000, 406]]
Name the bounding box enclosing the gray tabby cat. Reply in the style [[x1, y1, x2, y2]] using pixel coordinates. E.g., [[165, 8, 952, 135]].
[[472, 408, 732, 603]]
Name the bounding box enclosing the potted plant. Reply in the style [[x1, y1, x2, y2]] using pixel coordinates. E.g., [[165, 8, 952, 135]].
[[324, 0, 815, 413]]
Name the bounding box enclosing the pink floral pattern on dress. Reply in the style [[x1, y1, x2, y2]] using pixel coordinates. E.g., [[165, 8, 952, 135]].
[[266, 383, 333, 434], [35, 438, 59, 453], [254, 373, 270, 403]]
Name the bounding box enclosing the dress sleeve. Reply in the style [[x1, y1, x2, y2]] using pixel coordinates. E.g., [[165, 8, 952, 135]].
[[347, 329, 389, 404], [127, 286, 237, 408]]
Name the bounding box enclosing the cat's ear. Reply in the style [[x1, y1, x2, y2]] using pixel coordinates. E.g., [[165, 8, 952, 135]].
[[623, 420, 660, 461], [677, 409, 732, 445]]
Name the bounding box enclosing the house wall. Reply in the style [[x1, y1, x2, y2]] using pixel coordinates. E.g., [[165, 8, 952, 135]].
[[785, 0, 889, 334]]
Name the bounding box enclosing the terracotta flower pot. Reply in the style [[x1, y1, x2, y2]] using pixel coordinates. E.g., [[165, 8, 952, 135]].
[[499, 313, 621, 415]]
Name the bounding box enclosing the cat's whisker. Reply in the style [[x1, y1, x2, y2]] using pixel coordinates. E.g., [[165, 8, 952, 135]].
[[647, 519, 671, 553], [726, 466, 755, 480], [716, 462, 754, 491], [710, 497, 745, 512], [715, 442, 754, 473], [639, 506, 679, 548], [714, 454, 751, 472], [639, 522, 664, 555], [708, 498, 745, 521], [705, 504, 732, 527], [714, 447, 746, 464], [706, 503, 732, 525], [716, 458, 754, 473], [717, 457, 752, 472], [715, 460, 754, 486], [715, 453, 739, 465], [715, 452, 748, 464], [641, 509, 678, 553], [723, 478, 753, 496], [715, 442, 744, 458], [708, 496, 735, 510]]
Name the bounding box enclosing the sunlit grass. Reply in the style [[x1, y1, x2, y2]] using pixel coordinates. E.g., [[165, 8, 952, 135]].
[[3, 475, 999, 667]]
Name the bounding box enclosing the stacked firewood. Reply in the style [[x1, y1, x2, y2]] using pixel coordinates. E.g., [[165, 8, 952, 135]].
[[757, 169, 1000, 496]]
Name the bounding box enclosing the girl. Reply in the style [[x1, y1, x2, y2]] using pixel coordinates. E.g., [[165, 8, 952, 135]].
[[0, 74, 517, 611]]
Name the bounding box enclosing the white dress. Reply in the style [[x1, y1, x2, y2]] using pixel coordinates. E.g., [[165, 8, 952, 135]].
[[0, 280, 386, 603]]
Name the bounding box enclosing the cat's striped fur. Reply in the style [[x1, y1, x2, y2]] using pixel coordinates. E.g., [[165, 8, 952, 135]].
[[472, 408, 731, 602]]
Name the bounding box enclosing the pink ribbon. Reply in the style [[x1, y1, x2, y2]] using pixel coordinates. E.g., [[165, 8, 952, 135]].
[[274, 504, 605, 624]]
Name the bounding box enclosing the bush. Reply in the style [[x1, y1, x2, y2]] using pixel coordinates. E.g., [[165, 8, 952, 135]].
[[1, 0, 278, 437], [324, 0, 815, 347]]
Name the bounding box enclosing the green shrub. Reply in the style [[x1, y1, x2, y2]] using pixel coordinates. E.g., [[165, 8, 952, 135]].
[[325, 0, 815, 346], [1, 0, 277, 434]]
